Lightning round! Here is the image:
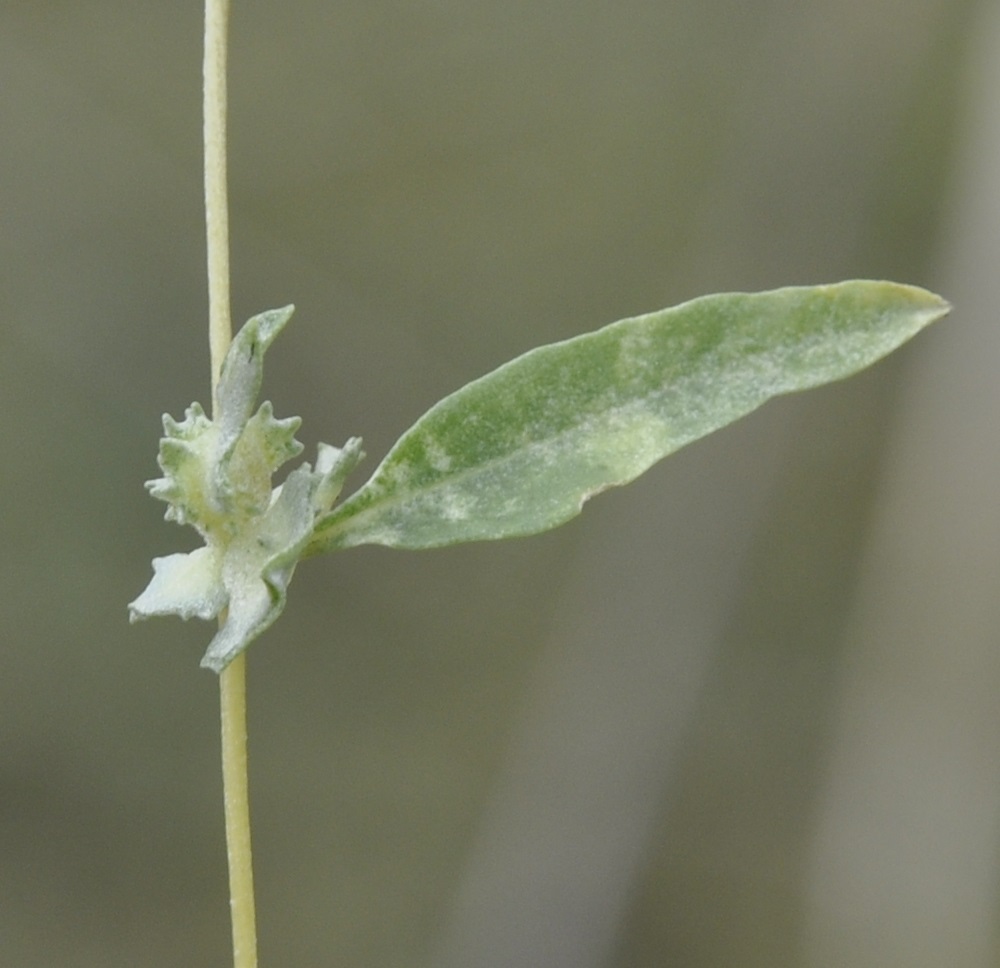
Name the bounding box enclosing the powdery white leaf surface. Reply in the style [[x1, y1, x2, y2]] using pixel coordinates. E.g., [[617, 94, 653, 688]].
[[308, 281, 948, 553], [129, 305, 365, 672]]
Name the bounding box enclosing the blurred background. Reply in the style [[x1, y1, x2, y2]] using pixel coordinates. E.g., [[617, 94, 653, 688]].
[[1, 1, 997, 966]]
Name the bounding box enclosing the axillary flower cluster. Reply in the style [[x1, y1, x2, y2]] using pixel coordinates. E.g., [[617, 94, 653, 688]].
[[128, 307, 362, 672]]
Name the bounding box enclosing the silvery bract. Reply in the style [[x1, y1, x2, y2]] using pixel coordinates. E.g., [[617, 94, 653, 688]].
[[128, 306, 363, 672]]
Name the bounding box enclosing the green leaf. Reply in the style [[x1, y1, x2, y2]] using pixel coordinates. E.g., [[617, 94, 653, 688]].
[[307, 281, 948, 553]]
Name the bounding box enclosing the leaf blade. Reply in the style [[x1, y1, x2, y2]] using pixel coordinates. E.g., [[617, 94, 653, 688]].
[[309, 281, 948, 552]]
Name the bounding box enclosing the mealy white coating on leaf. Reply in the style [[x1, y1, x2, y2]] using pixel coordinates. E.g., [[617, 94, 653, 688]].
[[309, 281, 949, 552], [315, 442, 340, 476], [133, 284, 949, 663], [128, 547, 226, 622], [312, 437, 365, 513], [130, 306, 367, 672], [214, 305, 295, 463], [202, 552, 278, 673], [423, 436, 453, 473], [147, 404, 219, 530]]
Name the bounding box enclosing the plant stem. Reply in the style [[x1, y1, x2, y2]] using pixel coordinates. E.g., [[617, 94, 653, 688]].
[[205, 0, 232, 410], [220, 653, 257, 968], [204, 2, 258, 967]]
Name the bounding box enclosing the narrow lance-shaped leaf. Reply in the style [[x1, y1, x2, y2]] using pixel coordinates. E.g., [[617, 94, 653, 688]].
[[307, 281, 948, 554]]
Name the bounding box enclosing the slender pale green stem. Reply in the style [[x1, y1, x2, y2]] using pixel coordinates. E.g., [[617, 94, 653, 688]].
[[205, 0, 233, 409], [220, 653, 257, 968], [204, 2, 258, 967]]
